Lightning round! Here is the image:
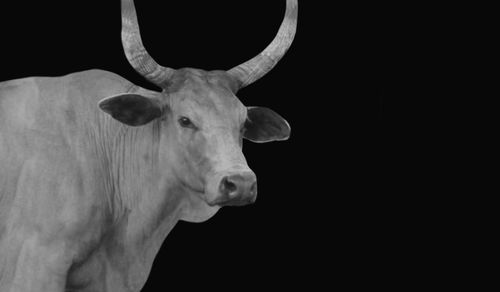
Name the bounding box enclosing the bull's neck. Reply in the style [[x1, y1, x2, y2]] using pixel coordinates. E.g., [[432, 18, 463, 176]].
[[98, 118, 186, 266], [107, 120, 162, 215]]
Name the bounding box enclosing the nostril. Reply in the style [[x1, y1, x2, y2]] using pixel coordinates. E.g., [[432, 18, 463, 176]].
[[221, 176, 238, 195]]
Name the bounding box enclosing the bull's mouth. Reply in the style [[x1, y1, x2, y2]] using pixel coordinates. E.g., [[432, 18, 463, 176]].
[[177, 179, 221, 207], [177, 177, 205, 194], [206, 198, 222, 207], [204, 189, 225, 207]]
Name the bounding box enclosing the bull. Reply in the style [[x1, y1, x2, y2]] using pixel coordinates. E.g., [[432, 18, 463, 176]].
[[0, 0, 297, 291]]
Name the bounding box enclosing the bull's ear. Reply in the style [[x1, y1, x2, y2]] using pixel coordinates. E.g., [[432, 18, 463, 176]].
[[244, 106, 291, 143], [98, 93, 163, 126]]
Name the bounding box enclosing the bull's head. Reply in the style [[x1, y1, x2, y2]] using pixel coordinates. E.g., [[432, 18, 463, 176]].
[[98, 0, 297, 217]]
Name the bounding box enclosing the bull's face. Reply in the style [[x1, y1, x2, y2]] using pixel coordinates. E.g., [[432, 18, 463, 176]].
[[98, 69, 290, 210], [99, 0, 296, 218]]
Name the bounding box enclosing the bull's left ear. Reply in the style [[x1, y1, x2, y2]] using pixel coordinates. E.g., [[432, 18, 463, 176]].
[[98, 93, 163, 126], [244, 107, 291, 143]]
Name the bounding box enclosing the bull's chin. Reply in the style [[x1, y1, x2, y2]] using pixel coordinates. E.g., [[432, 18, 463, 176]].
[[179, 191, 221, 223], [206, 198, 222, 207]]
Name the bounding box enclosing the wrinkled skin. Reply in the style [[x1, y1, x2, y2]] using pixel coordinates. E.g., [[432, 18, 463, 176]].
[[0, 68, 290, 292]]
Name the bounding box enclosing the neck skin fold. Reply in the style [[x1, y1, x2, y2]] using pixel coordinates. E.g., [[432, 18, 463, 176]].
[[93, 115, 189, 271]]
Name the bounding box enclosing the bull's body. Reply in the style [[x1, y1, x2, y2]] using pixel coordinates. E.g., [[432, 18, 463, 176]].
[[0, 0, 297, 290], [0, 70, 215, 291]]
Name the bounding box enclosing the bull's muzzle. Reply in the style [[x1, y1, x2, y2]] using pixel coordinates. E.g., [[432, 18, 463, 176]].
[[210, 172, 257, 206]]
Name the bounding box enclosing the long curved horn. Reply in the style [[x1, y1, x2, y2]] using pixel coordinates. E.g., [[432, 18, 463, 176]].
[[228, 0, 298, 90], [121, 0, 175, 87]]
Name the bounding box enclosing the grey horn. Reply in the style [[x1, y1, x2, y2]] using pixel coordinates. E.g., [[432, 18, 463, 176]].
[[121, 0, 175, 87], [228, 0, 298, 90]]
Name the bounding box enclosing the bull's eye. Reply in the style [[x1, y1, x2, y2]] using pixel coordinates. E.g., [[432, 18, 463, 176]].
[[178, 116, 196, 129]]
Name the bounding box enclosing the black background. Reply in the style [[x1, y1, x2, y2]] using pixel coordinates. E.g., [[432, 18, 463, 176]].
[[0, 0, 407, 290]]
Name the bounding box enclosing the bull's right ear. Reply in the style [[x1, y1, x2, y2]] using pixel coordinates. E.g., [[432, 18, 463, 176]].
[[98, 93, 163, 126]]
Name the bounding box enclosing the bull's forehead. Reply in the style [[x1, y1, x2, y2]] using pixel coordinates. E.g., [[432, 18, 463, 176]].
[[166, 69, 246, 125]]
